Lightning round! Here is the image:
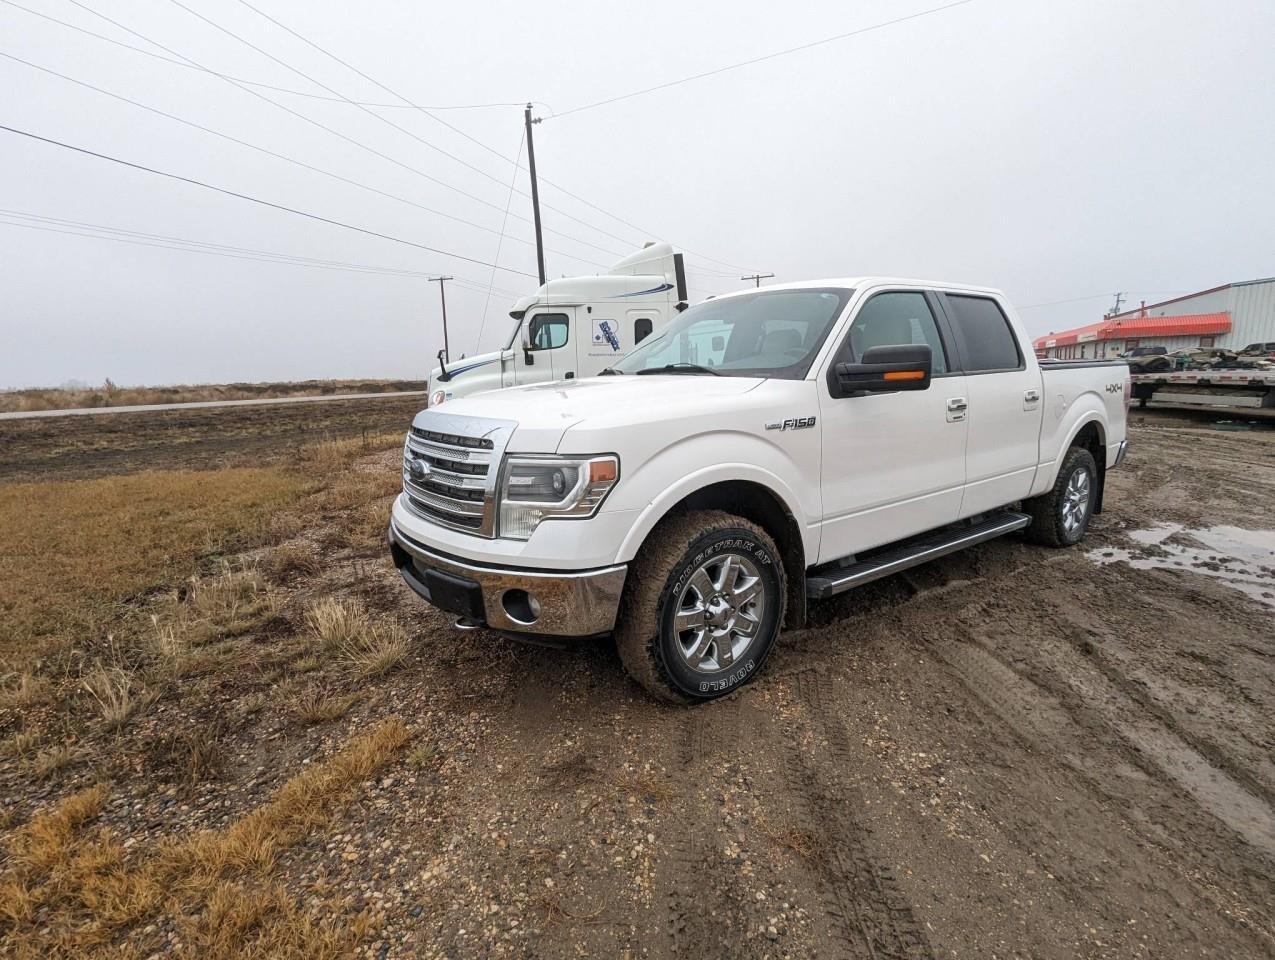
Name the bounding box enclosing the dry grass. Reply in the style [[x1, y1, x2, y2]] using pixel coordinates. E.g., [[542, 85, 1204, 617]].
[[0, 378, 424, 414], [80, 662, 139, 732], [0, 673, 51, 709], [0, 467, 306, 668], [266, 541, 323, 581], [0, 728, 42, 760], [292, 688, 359, 725], [0, 719, 410, 957], [305, 597, 368, 652], [303, 597, 409, 676], [302, 432, 403, 472], [24, 743, 87, 781], [340, 621, 410, 678]]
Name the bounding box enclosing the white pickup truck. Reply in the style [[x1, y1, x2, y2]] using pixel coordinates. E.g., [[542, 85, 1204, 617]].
[[389, 279, 1130, 702]]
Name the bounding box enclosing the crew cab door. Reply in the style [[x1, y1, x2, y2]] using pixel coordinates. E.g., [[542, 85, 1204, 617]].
[[935, 293, 1041, 516], [516, 307, 577, 383], [816, 289, 968, 563]]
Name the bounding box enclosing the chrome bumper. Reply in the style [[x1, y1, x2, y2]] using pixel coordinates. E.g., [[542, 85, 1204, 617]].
[[388, 520, 627, 637], [1113, 438, 1129, 467]]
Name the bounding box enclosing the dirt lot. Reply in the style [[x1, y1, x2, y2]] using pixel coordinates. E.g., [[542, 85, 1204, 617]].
[[1, 403, 1272, 958]]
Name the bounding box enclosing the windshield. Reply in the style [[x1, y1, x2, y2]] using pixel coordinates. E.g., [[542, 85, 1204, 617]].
[[611, 288, 853, 378]]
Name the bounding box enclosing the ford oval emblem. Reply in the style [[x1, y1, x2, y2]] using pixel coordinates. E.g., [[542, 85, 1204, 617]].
[[408, 458, 430, 482]]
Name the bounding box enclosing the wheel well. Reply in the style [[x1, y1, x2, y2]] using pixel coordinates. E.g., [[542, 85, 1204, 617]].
[[1070, 420, 1107, 513], [653, 480, 806, 630]]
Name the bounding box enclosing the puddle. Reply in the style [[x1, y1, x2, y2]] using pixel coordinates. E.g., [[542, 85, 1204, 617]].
[[1088, 523, 1275, 609]]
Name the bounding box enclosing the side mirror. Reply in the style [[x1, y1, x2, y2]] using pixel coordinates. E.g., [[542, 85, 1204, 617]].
[[834, 343, 932, 395], [520, 322, 535, 365]]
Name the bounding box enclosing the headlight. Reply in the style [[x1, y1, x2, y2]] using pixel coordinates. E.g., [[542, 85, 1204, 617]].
[[428, 389, 446, 407], [498, 454, 619, 540]]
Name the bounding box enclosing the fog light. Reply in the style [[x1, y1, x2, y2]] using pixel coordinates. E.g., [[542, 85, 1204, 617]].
[[501, 589, 541, 625]]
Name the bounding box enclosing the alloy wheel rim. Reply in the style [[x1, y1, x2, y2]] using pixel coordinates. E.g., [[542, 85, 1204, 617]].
[[1061, 466, 1091, 534], [673, 553, 765, 673]]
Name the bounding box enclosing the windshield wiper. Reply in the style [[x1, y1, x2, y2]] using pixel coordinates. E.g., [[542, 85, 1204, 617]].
[[635, 362, 721, 376], [598, 367, 622, 375]]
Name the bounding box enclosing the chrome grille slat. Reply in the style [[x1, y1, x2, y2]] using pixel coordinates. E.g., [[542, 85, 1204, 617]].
[[402, 465, 486, 490], [401, 482, 485, 516], [406, 437, 493, 465]]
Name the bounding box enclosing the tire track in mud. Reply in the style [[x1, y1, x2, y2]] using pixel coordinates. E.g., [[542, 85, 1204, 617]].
[[787, 670, 933, 960], [942, 603, 1275, 862], [658, 692, 760, 960]]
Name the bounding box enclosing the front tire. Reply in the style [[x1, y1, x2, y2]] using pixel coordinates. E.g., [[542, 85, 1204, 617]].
[[1024, 446, 1098, 547], [615, 510, 785, 704]]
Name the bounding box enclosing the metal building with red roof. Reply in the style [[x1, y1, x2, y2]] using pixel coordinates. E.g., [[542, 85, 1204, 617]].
[[1033, 278, 1274, 359]]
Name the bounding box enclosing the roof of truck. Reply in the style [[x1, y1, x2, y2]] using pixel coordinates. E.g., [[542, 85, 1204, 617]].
[[727, 277, 1005, 298]]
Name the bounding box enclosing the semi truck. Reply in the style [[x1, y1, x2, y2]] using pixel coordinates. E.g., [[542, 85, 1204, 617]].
[[390, 278, 1130, 702], [425, 243, 690, 407]]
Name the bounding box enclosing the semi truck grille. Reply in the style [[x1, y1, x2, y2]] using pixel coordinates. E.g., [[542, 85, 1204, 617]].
[[401, 416, 512, 538]]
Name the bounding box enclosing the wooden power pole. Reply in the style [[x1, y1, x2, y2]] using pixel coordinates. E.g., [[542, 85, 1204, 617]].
[[524, 103, 547, 285]]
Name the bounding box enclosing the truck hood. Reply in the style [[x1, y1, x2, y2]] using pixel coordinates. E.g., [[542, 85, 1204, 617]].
[[422, 375, 764, 452], [429, 349, 506, 387]]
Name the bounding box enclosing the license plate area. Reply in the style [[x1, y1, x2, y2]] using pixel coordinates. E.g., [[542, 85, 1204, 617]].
[[420, 565, 485, 621]]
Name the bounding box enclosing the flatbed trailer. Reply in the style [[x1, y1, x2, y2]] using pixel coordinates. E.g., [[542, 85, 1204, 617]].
[[1130, 368, 1275, 409]]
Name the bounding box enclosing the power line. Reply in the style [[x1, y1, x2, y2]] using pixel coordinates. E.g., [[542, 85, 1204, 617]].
[[1018, 290, 1188, 311], [0, 208, 517, 295], [550, 0, 980, 120], [226, 0, 758, 273], [0, 0, 531, 110], [0, 123, 540, 277], [164, 0, 646, 258], [0, 50, 613, 271], [57, 0, 626, 265]]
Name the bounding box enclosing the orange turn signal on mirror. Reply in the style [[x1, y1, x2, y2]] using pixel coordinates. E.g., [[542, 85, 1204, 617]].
[[883, 369, 926, 381]]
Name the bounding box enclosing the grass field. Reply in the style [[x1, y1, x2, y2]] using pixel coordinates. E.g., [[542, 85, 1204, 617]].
[[0, 378, 426, 414], [0, 421, 410, 957]]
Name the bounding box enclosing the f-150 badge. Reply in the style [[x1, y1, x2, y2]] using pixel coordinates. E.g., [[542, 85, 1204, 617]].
[[765, 417, 816, 431]]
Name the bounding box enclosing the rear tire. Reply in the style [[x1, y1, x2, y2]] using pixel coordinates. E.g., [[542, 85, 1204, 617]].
[[615, 510, 785, 704], [1024, 446, 1098, 547]]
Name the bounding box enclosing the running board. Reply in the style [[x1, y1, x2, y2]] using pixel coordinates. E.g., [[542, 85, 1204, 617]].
[[806, 511, 1031, 600]]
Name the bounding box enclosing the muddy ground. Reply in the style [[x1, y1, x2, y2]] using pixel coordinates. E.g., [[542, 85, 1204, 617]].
[[5, 403, 1274, 958]]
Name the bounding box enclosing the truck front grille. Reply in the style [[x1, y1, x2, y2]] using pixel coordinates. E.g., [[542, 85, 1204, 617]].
[[401, 417, 511, 537]]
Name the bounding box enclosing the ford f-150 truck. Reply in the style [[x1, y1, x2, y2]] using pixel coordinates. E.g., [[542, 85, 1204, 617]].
[[388, 279, 1130, 702]]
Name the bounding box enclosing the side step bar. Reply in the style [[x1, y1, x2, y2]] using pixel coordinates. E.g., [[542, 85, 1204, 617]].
[[806, 511, 1031, 600]]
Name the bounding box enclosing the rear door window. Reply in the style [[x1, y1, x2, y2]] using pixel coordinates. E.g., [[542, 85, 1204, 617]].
[[944, 295, 1022, 373]]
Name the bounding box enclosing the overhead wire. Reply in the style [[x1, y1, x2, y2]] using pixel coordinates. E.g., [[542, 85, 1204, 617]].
[[57, 0, 629, 263], [0, 50, 612, 271], [226, 0, 758, 273], [163, 0, 646, 258], [0, 209, 519, 294], [477, 131, 527, 354], [0, 123, 540, 277], [0, 0, 531, 109], [549, 0, 981, 120]]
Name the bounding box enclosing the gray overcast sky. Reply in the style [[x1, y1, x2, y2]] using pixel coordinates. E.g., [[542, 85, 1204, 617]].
[[3, 0, 1273, 388]]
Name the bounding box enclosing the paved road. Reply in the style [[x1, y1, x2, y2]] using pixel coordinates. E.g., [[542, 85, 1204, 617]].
[[0, 390, 427, 420]]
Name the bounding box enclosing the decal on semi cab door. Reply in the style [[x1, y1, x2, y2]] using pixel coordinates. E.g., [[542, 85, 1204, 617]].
[[592, 319, 621, 352]]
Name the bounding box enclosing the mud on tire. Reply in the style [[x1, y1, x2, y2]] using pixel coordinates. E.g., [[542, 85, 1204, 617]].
[[1024, 445, 1098, 547], [615, 510, 786, 704]]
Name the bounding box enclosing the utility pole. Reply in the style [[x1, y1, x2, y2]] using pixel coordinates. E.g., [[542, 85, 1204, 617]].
[[429, 275, 453, 361], [1109, 291, 1125, 318], [524, 103, 547, 285], [741, 273, 774, 288]]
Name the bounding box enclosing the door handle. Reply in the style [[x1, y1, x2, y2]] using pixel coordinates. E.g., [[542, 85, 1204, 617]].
[[1024, 389, 1040, 402], [946, 397, 967, 422]]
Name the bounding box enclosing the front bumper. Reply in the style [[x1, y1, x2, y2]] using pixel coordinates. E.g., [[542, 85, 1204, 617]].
[[388, 520, 627, 638]]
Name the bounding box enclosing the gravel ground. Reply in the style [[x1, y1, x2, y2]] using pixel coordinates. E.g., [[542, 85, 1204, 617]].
[[2, 408, 1273, 958]]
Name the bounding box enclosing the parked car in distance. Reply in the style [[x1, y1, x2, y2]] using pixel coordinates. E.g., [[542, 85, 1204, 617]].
[[1241, 341, 1275, 358], [1120, 345, 1168, 358], [389, 279, 1130, 702]]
